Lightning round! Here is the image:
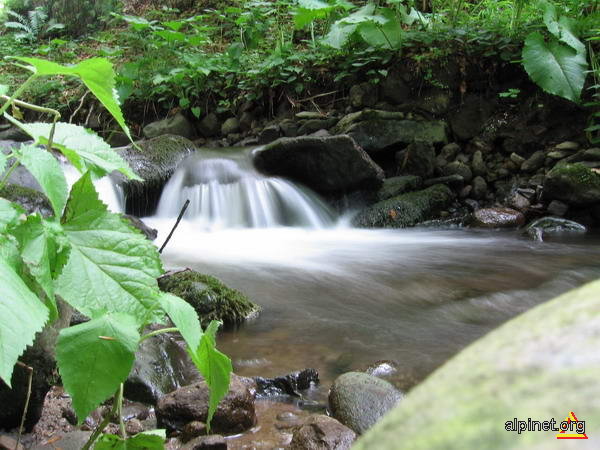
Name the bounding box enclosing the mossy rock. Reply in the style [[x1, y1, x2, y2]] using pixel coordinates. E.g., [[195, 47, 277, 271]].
[[158, 269, 260, 327], [352, 184, 454, 228], [0, 183, 51, 216], [543, 163, 600, 205]]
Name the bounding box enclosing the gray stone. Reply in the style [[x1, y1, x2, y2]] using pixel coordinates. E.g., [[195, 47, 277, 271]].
[[443, 161, 472, 182], [364, 361, 400, 379], [280, 119, 299, 137], [329, 372, 403, 435], [521, 150, 545, 172], [296, 111, 325, 119], [143, 112, 195, 140], [471, 176, 487, 200], [0, 435, 24, 450], [253, 135, 384, 195], [416, 90, 451, 115], [471, 150, 486, 176], [298, 118, 338, 135], [258, 124, 280, 145], [547, 200, 568, 216], [180, 435, 227, 450], [0, 126, 29, 141], [377, 176, 422, 201], [507, 192, 530, 211], [526, 217, 586, 236], [395, 141, 436, 178], [471, 208, 525, 228], [554, 140, 580, 151], [239, 111, 254, 132], [509, 152, 525, 166], [0, 183, 52, 216], [547, 150, 572, 160], [290, 415, 356, 450], [221, 117, 240, 136], [543, 163, 600, 205], [198, 113, 220, 137]]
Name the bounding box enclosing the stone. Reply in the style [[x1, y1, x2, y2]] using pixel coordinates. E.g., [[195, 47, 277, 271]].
[[125, 418, 144, 435], [122, 214, 158, 240], [253, 135, 384, 195], [298, 118, 338, 136], [221, 117, 240, 136], [507, 192, 530, 211], [547, 150, 572, 160], [239, 111, 254, 132], [381, 73, 410, 104], [329, 372, 403, 435], [547, 200, 568, 216], [471, 208, 525, 228], [198, 113, 220, 137], [543, 163, 600, 205], [349, 83, 377, 109], [258, 124, 280, 145], [443, 161, 472, 182], [254, 368, 318, 397], [158, 269, 260, 327], [290, 415, 356, 450], [180, 435, 227, 450], [0, 126, 29, 141], [354, 279, 600, 450], [156, 374, 256, 434], [31, 431, 92, 450], [332, 109, 448, 153], [395, 141, 436, 178], [439, 143, 460, 161], [352, 184, 454, 228], [143, 112, 195, 140], [448, 96, 495, 141], [280, 119, 299, 137], [417, 90, 451, 115], [423, 174, 464, 188], [521, 150, 545, 172], [377, 176, 422, 201], [296, 111, 325, 119], [554, 141, 580, 151], [526, 217, 586, 237], [181, 421, 208, 442], [471, 176, 487, 200], [471, 150, 486, 176], [364, 361, 400, 379]]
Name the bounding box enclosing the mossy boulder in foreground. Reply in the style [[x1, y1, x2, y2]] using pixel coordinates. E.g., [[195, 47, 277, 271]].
[[354, 278, 600, 449], [158, 269, 260, 327]]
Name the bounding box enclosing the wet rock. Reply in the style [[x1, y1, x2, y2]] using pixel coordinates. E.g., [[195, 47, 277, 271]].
[[471, 208, 525, 228], [221, 118, 240, 136], [521, 150, 545, 172], [181, 421, 208, 442], [122, 214, 158, 240], [156, 374, 256, 434], [471, 176, 487, 200], [296, 111, 324, 119], [144, 112, 195, 140], [547, 200, 568, 216], [352, 184, 454, 228], [364, 361, 400, 378], [290, 415, 356, 450], [332, 109, 448, 153], [198, 113, 221, 138], [349, 83, 377, 109], [395, 141, 436, 178], [443, 161, 472, 182], [543, 163, 600, 205], [0, 183, 52, 216], [180, 435, 227, 450], [158, 269, 260, 327], [329, 372, 403, 435], [376, 176, 422, 201], [507, 192, 530, 211], [254, 368, 319, 397], [124, 330, 200, 404], [253, 135, 384, 195], [555, 141, 580, 151], [448, 96, 495, 141], [526, 217, 586, 238], [354, 279, 600, 449], [298, 118, 338, 136], [258, 124, 280, 145]]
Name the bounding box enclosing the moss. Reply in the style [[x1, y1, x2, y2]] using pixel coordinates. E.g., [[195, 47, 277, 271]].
[[544, 163, 600, 206], [158, 269, 260, 327], [550, 163, 600, 187], [0, 184, 51, 216]]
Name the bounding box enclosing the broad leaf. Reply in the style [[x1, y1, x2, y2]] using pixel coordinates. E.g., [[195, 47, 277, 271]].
[[56, 173, 163, 326], [56, 312, 139, 422], [158, 292, 202, 350], [18, 144, 68, 217], [0, 257, 48, 386], [0, 198, 24, 234], [12, 57, 134, 143], [95, 430, 166, 450], [189, 320, 232, 429], [557, 16, 586, 56], [522, 32, 588, 103], [358, 9, 402, 49], [322, 23, 357, 48], [339, 4, 385, 25]]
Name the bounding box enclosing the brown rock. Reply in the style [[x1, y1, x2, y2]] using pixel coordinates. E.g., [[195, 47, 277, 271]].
[[290, 415, 356, 450], [472, 208, 525, 228], [0, 435, 24, 450], [180, 435, 227, 450]]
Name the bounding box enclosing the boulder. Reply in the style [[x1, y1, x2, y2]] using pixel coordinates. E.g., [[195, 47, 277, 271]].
[[329, 372, 403, 435], [143, 112, 195, 140], [471, 208, 525, 228], [376, 176, 422, 201], [471, 176, 487, 200], [443, 161, 472, 182], [31, 431, 92, 450], [254, 368, 318, 397], [290, 415, 356, 450], [543, 163, 600, 205], [352, 184, 454, 228], [258, 124, 280, 145], [547, 200, 568, 216], [521, 150, 545, 172], [448, 96, 495, 141], [332, 109, 448, 153], [156, 374, 256, 434], [471, 150, 486, 176], [381, 74, 410, 104], [395, 141, 436, 178], [158, 269, 260, 327], [253, 135, 384, 195], [298, 118, 338, 136], [198, 113, 221, 138], [221, 118, 240, 136], [349, 83, 378, 109], [0, 183, 52, 216], [354, 279, 600, 449]]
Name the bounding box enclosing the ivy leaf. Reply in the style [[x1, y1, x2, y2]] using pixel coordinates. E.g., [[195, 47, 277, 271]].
[[0, 257, 48, 386], [522, 32, 588, 103], [56, 312, 139, 422], [158, 292, 202, 350], [56, 173, 163, 326], [11, 57, 134, 144], [18, 144, 68, 217], [94, 430, 166, 449], [189, 320, 232, 430]]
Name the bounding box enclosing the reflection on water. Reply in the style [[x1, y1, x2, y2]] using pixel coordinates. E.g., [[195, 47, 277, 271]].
[[145, 220, 600, 392]]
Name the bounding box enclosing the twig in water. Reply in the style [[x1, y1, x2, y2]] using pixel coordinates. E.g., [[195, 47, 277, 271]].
[[159, 199, 190, 254], [16, 361, 33, 450]]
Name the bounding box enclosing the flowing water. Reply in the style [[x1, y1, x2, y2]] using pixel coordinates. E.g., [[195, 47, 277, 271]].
[[136, 149, 600, 396]]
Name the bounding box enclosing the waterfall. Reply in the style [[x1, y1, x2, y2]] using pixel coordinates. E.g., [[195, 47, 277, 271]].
[[155, 153, 335, 230]]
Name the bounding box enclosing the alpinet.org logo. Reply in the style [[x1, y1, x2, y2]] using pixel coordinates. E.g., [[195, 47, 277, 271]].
[[505, 411, 588, 440]]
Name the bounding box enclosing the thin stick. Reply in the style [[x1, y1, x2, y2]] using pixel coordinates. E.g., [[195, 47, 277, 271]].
[[69, 90, 90, 123], [16, 361, 33, 450], [159, 199, 190, 254]]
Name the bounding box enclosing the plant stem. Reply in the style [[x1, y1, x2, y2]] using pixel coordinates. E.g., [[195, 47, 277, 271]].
[[139, 327, 179, 343], [116, 384, 126, 438], [81, 386, 122, 450], [15, 362, 33, 450], [0, 74, 37, 117]]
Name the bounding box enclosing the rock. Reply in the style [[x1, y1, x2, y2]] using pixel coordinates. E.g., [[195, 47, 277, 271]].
[[158, 269, 260, 327], [423, 174, 464, 188], [543, 163, 600, 205], [221, 118, 240, 136], [471, 176, 487, 200], [311, 129, 331, 137], [381, 74, 410, 104], [0, 183, 52, 216], [180, 435, 227, 450], [290, 415, 356, 450], [526, 217, 586, 238], [0, 435, 24, 450], [122, 214, 158, 240], [0, 126, 29, 141], [507, 192, 530, 211], [439, 143, 460, 161], [125, 418, 144, 435], [125, 329, 200, 404], [258, 124, 280, 145], [296, 111, 324, 119], [509, 152, 525, 167], [364, 361, 399, 378], [555, 140, 580, 151], [143, 112, 195, 140], [198, 113, 221, 138], [156, 374, 256, 434], [254, 368, 319, 397], [417, 90, 451, 115], [280, 119, 299, 137], [547, 150, 572, 160], [239, 111, 254, 132], [547, 200, 568, 216], [448, 96, 495, 141], [471, 208, 525, 228], [298, 118, 338, 136], [253, 135, 384, 195], [352, 184, 454, 228], [354, 279, 600, 450], [521, 150, 545, 172], [31, 431, 92, 450], [332, 109, 448, 153], [395, 141, 436, 178], [443, 161, 472, 182], [471, 150, 486, 176], [329, 372, 403, 435], [377, 176, 422, 201], [349, 83, 377, 108], [181, 421, 208, 442]]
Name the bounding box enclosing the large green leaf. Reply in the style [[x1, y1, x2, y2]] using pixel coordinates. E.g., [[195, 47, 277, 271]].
[[9, 121, 140, 181], [358, 9, 402, 49], [12, 57, 133, 143], [522, 32, 588, 103], [322, 23, 357, 48], [158, 292, 202, 350], [95, 430, 166, 449], [0, 198, 24, 234], [189, 320, 232, 429], [56, 173, 163, 326], [0, 257, 48, 386], [56, 313, 139, 422], [18, 144, 68, 217]]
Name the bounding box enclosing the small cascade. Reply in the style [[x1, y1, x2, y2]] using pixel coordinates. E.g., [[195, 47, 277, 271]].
[[155, 153, 334, 229]]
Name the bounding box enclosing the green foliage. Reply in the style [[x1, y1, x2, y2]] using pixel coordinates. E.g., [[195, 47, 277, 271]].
[[3, 6, 64, 43], [95, 430, 166, 449]]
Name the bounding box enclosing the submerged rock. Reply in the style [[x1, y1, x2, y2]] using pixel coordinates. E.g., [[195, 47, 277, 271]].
[[290, 415, 356, 450], [352, 184, 454, 228], [543, 163, 600, 205], [329, 372, 403, 435], [471, 207, 525, 228], [253, 135, 384, 195]]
